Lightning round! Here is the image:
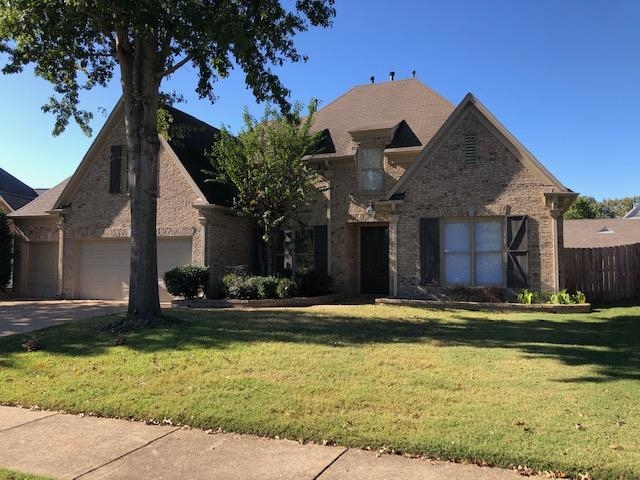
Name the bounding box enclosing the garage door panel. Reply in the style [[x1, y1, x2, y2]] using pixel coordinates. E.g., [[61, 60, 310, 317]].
[[77, 238, 192, 301], [27, 242, 58, 298]]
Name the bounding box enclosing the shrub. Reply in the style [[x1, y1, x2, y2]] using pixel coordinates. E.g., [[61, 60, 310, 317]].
[[277, 277, 298, 299], [223, 273, 254, 299], [517, 289, 533, 304], [163, 264, 209, 299], [296, 270, 332, 296], [572, 290, 587, 304], [516, 288, 587, 305], [254, 275, 279, 299]]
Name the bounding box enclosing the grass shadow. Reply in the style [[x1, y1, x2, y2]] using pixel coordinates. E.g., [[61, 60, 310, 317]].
[[0, 306, 638, 382]]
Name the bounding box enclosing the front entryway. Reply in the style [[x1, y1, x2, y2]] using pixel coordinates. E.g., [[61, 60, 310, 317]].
[[360, 226, 389, 294]]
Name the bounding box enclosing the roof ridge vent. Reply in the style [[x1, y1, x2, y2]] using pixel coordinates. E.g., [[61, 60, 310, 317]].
[[598, 226, 615, 233]]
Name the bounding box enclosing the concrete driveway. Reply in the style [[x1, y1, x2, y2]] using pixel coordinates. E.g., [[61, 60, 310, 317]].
[[0, 300, 127, 337]]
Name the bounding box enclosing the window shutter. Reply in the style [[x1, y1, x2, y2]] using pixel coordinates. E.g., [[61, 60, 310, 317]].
[[109, 145, 122, 194], [313, 225, 328, 274], [506, 215, 528, 288], [420, 218, 440, 285]]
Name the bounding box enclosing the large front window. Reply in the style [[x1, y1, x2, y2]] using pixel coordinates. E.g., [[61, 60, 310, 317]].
[[359, 147, 384, 192], [443, 219, 504, 286]]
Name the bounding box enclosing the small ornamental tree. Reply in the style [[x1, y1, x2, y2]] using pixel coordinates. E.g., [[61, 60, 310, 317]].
[[210, 102, 322, 274], [0, 1, 335, 325], [0, 211, 12, 291]]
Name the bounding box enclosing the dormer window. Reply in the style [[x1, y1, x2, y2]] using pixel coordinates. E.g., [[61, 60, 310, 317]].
[[359, 147, 384, 192], [109, 145, 128, 194]]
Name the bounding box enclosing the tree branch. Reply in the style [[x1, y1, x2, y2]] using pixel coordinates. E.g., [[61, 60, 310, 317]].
[[158, 55, 191, 79]]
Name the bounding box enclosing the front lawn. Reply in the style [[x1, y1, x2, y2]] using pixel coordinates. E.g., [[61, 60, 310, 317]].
[[1, 304, 639, 479], [0, 469, 51, 480]]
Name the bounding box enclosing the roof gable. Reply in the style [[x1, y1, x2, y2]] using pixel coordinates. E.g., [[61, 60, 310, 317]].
[[384, 93, 572, 201], [55, 100, 232, 209], [312, 78, 454, 157]]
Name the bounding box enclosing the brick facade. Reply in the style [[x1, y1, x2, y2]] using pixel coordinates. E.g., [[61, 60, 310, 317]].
[[396, 109, 558, 297]]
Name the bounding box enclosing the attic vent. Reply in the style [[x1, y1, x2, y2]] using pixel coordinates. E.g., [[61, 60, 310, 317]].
[[464, 134, 477, 164], [598, 227, 615, 234]]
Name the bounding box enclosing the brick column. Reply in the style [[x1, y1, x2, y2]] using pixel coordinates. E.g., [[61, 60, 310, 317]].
[[56, 215, 65, 297], [389, 214, 400, 297]]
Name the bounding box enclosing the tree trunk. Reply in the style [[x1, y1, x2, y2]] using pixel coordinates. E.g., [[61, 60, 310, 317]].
[[117, 33, 162, 325]]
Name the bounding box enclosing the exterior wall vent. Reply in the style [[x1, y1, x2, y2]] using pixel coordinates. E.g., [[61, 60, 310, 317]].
[[464, 134, 477, 165]]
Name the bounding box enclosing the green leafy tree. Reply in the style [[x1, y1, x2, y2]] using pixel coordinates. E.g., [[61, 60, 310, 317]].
[[0, 1, 335, 325], [0, 211, 11, 291], [210, 102, 321, 274], [564, 195, 599, 219], [598, 197, 637, 218]]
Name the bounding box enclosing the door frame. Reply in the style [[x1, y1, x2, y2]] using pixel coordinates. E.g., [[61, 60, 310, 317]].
[[359, 223, 389, 295]]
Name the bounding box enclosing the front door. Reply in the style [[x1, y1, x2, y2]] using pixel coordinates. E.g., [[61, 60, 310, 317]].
[[360, 226, 389, 294]]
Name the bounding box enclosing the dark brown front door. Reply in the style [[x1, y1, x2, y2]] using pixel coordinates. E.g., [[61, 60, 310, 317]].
[[360, 226, 389, 294]]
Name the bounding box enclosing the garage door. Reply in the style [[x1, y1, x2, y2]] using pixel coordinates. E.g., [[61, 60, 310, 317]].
[[27, 242, 59, 298], [76, 237, 192, 300]]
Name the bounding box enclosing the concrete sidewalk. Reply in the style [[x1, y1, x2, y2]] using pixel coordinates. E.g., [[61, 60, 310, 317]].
[[0, 406, 538, 480]]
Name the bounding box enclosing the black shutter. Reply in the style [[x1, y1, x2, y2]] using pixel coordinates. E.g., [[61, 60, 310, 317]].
[[313, 225, 328, 274], [506, 215, 528, 288], [109, 145, 122, 194], [420, 218, 440, 286]]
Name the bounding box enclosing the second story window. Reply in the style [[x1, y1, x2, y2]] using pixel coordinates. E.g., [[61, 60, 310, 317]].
[[109, 145, 128, 194], [359, 147, 384, 192]]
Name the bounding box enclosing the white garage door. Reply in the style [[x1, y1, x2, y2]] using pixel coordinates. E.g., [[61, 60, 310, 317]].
[[76, 237, 193, 300], [27, 242, 59, 298]]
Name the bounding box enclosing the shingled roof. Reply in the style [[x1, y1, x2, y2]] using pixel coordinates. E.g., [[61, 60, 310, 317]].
[[9, 178, 69, 217], [312, 78, 454, 157], [163, 105, 232, 206], [0, 167, 38, 211], [564, 219, 640, 248]]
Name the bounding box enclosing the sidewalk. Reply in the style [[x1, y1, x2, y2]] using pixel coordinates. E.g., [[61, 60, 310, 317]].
[[0, 406, 538, 479]]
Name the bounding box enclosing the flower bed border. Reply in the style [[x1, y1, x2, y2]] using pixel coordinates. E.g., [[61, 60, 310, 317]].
[[375, 297, 591, 313], [171, 292, 347, 309]]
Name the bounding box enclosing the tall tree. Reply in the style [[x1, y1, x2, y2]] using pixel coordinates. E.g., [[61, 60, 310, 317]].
[[0, 1, 335, 325], [564, 195, 599, 219], [210, 102, 321, 274]]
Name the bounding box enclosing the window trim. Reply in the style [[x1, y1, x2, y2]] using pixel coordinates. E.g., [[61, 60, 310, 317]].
[[440, 217, 506, 287]]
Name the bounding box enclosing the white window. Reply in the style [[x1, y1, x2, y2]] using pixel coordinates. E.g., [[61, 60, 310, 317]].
[[443, 218, 504, 286], [359, 147, 384, 192]]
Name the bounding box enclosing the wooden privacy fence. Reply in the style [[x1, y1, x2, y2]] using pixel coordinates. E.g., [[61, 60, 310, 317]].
[[564, 243, 640, 301]]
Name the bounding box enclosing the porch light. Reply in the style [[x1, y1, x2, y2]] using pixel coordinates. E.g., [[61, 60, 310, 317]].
[[366, 201, 376, 219]]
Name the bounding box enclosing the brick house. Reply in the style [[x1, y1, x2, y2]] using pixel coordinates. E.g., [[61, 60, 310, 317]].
[[294, 78, 577, 297], [10, 78, 576, 300], [9, 101, 251, 300]]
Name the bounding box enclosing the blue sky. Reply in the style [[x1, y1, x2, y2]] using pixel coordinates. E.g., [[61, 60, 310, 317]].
[[0, 0, 638, 200]]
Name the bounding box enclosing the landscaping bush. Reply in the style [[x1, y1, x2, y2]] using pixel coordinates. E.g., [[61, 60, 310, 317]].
[[163, 264, 209, 299], [254, 275, 279, 299], [276, 277, 298, 299], [296, 270, 332, 296], [223, 274, 300, 300], [516, 288, 587, 305]]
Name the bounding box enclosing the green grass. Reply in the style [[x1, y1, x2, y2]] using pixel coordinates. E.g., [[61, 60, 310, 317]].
[[1, 304, 639, 479], [0, 468, 52, 480]]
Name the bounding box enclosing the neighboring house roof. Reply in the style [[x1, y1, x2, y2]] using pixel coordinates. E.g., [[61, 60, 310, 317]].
[[384, 93, 574, 201], [623, 204, 640, 219], [564, 219, 640, 248], [0, 167, 38, 211], [9, 178, 70, 218], [312, 78, 454, 157], [54, 99, 232, 210]]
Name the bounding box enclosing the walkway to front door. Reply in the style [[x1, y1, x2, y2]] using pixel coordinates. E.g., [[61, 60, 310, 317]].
[[360, 226, 389, 294]]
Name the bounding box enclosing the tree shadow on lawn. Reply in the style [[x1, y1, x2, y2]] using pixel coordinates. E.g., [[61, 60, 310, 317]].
[[1, 308, 639, 383]]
